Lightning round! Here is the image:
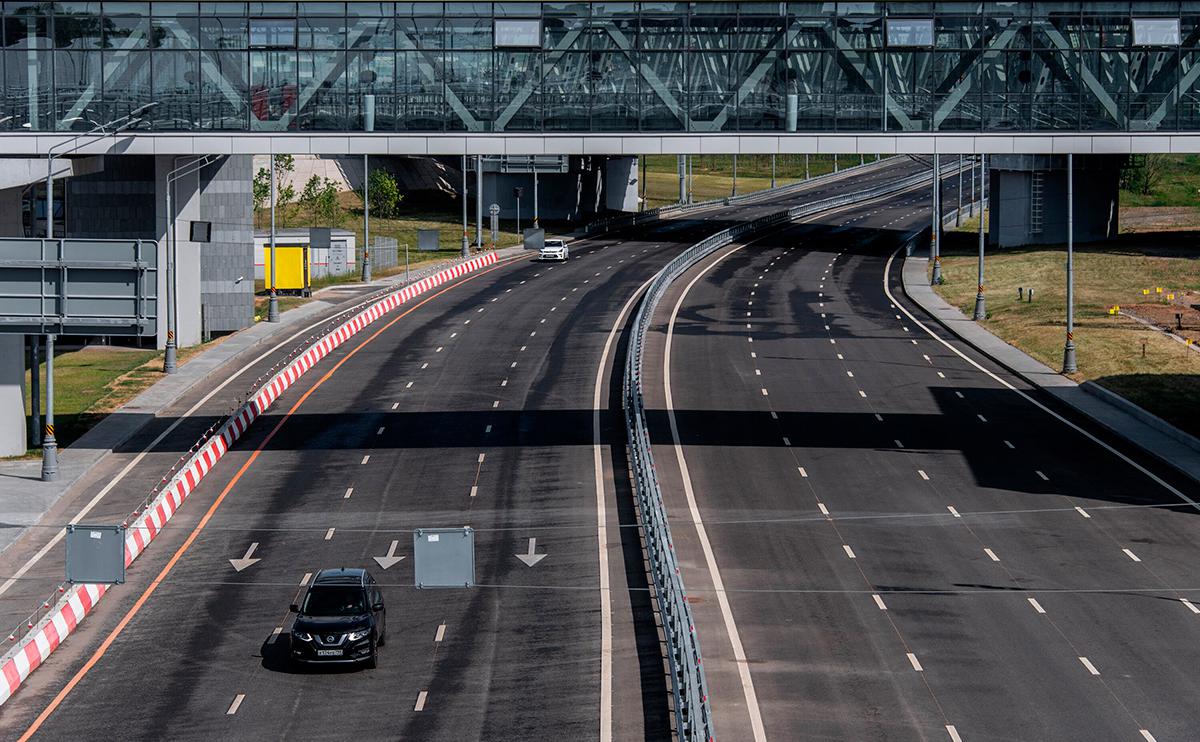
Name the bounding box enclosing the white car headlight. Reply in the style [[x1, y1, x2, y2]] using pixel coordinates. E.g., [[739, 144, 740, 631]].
[[293, 631, 313, 641], [347, 629, 371, 641]]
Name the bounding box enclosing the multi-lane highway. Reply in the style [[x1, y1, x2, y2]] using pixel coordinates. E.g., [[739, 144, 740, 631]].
[[0, 158, 934, 740], [643, 177, 1200, 741]]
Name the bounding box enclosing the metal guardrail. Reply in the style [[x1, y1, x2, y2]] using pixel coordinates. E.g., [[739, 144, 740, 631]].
[[623, 162, 946, 742], [585, 156, 900, 236]]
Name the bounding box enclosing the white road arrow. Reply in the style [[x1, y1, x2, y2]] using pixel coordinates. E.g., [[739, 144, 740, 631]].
[[229, 542, 261, 572], [515, 537, 547, 567], [373, 540, 406, 570]]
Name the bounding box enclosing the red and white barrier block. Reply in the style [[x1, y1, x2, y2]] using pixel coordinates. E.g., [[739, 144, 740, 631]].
[[0, 251, 500, 707]]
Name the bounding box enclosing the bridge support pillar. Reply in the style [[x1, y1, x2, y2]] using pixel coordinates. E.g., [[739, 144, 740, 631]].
[[987, 154, 1121, 248]]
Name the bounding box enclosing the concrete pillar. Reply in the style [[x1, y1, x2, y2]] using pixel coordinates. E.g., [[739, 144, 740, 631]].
[[0, 336, 25, 456], [155, 157, 203, 348], [987, 154, 1121, 248]]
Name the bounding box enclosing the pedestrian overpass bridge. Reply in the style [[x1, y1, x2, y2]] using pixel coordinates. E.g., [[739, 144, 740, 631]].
[[0, 2, 1198, 156]]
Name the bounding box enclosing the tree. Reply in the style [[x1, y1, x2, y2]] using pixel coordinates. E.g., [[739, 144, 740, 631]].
[[301, 175, 343, 227], [252, 155, 298, 226], [358, 168, 402, 219], [1121, 154, 1169, 197]]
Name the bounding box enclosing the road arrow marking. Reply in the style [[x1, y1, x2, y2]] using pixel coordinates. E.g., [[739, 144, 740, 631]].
[[373, 540, 406, 570], [516, 537, 547, 567], [229, 542, 261, 572]]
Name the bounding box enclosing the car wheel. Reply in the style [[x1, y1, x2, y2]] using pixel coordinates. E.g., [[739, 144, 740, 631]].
[[366, 643, 378, 669], [377, 628, 386, 647]]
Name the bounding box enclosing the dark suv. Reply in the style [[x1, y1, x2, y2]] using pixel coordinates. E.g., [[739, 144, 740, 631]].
[[290, 568, 386, 668]]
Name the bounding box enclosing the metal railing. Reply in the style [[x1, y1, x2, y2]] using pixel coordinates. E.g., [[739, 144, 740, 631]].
[[586, 155, 899, 236], [623, 162, 947, 741]]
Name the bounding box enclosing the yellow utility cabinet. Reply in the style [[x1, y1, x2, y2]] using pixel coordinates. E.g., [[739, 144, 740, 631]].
[[263, 245, 309, 294]]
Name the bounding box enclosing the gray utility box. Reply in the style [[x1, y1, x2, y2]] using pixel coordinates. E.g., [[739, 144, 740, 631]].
[[413, 527, 475, 588], [417, 229, 440, 252], [65, 524, 126, 584], [523, 228, 544, 250]]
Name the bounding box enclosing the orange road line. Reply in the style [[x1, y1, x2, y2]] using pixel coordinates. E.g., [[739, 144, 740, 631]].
[[18, 257, 518, 740]]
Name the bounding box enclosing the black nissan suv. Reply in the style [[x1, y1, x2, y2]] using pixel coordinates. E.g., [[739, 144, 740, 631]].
[[290, 568, 386, 668]]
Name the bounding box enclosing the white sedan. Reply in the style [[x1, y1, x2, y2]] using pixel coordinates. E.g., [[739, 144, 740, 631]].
[[539, 239, 570, 262]]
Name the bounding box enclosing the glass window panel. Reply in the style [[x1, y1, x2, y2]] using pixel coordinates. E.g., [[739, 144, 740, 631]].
[[737, 54, 786, 130], [397, 17, 444, 48], [786, 51, 835, 131], [54, 11, 102, 49], [53, 49, 101, 129], [641, 15, 687, 50], [689, 13, 733, 50], [789, 18, 833, 49], [590, 51, 638, 131], [688, 49, 733, 125], [494, 3, 540, 16], [1079, 49, 1124, 128], [838, 15, 882, 50], [444, 17, 491, 48], [299, 17, 345, 48], [304, 2, 345, 15], [348, 15, 394, 49], [395, 50, 445, 130], [444, 3, 491, 16], [199, 49, 248, 128], [887, 19, 934, 47], [153, 16, 200, 49], [100, 49, 152, 122], [935, 15, 983, 49], [250, 18, 295, 48], [347, 3, 393, 17], [543, 14, 587, 50], [200, 17, 247, 49], [735, 15, 784, 49], [495, 50, 540, 130], [104, 9, 151, 49], [248, 3, 297, 16], [1080, 14, 1130, 47], [1133, 18, 1181, 45], [640, 51, 685, 130], [199, 3, 248, 16], [443, 50, 491, 130], [543, 51, 591, 130], [348, 49, 395, 129], [296, 50, 346, 129], [249, 49, 298, 129], [152, 3, 200, 15], [152, 50, 201, 129], [495, 19, 541, 47]]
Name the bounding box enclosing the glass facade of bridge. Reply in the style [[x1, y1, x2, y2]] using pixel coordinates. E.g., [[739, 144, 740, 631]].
[[2, 2, 1197, 134]]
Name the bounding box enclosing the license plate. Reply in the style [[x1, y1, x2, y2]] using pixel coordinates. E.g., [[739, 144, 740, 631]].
[[316, 649, 342, 657]]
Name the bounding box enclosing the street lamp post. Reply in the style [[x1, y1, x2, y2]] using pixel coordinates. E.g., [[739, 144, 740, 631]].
[[931, 151, 943, 285], [973, 154, 987, 321], [268, 156, 279, 322], [1063, 154, 1077, 374], [40, 335, 56, 481], [461, 155, 470, 258], [362, 154, 371, 282]]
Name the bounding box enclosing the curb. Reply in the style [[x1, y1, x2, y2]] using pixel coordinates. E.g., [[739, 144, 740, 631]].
[[0, 251, 500, 707]]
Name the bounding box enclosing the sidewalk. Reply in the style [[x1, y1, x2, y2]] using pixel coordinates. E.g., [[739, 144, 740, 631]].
[[0, 247, 527, 556], [901, 252, 1200, 487]]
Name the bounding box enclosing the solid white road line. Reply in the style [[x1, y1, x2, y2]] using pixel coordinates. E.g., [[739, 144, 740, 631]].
[[665, 246, 767, 742], [592, 271, 658, 742], [984, 548, 1000, 562], [1028, 598, 1047, 614], [1123, 548, 1142, 562], [884, 249, 1200, 513], [227, 694, 245, 715], [1079, 657, 1101, 675], [414, 691, 428, 711], [907, 653, 923, 671], [873, 594, 887, 610]]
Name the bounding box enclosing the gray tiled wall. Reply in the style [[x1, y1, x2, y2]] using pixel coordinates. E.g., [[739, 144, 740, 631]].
[[198, 155, 253, 334], [66, 156, 156, 238]]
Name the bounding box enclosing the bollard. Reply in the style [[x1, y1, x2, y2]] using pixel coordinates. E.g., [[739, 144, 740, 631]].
[[1028, 288, 1034, 303], [1177, 313, 1184, 330], [1018, 287, 1024, 301]]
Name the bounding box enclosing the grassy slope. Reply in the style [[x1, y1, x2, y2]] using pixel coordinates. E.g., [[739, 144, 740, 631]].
[[933, 230, 1200, 436]]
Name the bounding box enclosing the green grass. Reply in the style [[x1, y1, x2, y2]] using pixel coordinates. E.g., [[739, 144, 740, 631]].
[[641, 154, 859, 210], [933, 231, 1200, 436], [1120, 154, 1200, 208]]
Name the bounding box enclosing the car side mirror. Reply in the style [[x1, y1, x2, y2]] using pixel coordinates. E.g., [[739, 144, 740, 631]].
[[372, 602, 384, 612], [289, 603, 299, 613]]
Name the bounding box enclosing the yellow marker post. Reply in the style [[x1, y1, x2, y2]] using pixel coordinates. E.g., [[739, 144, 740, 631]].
[[1168, 293, 1175, 301], [1143, 289, 1150, 295], [1157, 287, 1163, 294]]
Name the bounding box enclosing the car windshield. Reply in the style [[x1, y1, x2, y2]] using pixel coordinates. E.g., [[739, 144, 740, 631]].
[[544, 241, 563, 248], [301, 586, 366, 616]]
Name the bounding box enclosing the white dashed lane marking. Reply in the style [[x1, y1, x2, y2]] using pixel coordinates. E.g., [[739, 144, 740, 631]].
[[1079, 657, 1101, 676], [227, 694, 246, 715], [415, 691, 429, 711]]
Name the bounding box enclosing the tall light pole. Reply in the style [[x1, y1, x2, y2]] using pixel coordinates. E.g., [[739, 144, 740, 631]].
[[533, 164, 539, 229], [164, 155, 218, 374], [731, 154, 738, 197], [973, 153, 987, 321], [362, 154, 371, 282], [267, 155, 279, 322], [931, 148, 943, 285], [461, 155, 469, 258], [956, 154, 963, 227], [40, 334, 56, 481], [1063, 154, 1077, 374]]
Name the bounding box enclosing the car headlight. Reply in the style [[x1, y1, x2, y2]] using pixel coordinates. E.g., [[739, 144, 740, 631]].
[[347, 629, 371, 642], [293, 631, 313, 641]]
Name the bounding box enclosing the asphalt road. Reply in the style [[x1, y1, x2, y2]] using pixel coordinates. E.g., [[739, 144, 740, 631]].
[[0, 157, 930, 741], [645, 176, 1200, 741]]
